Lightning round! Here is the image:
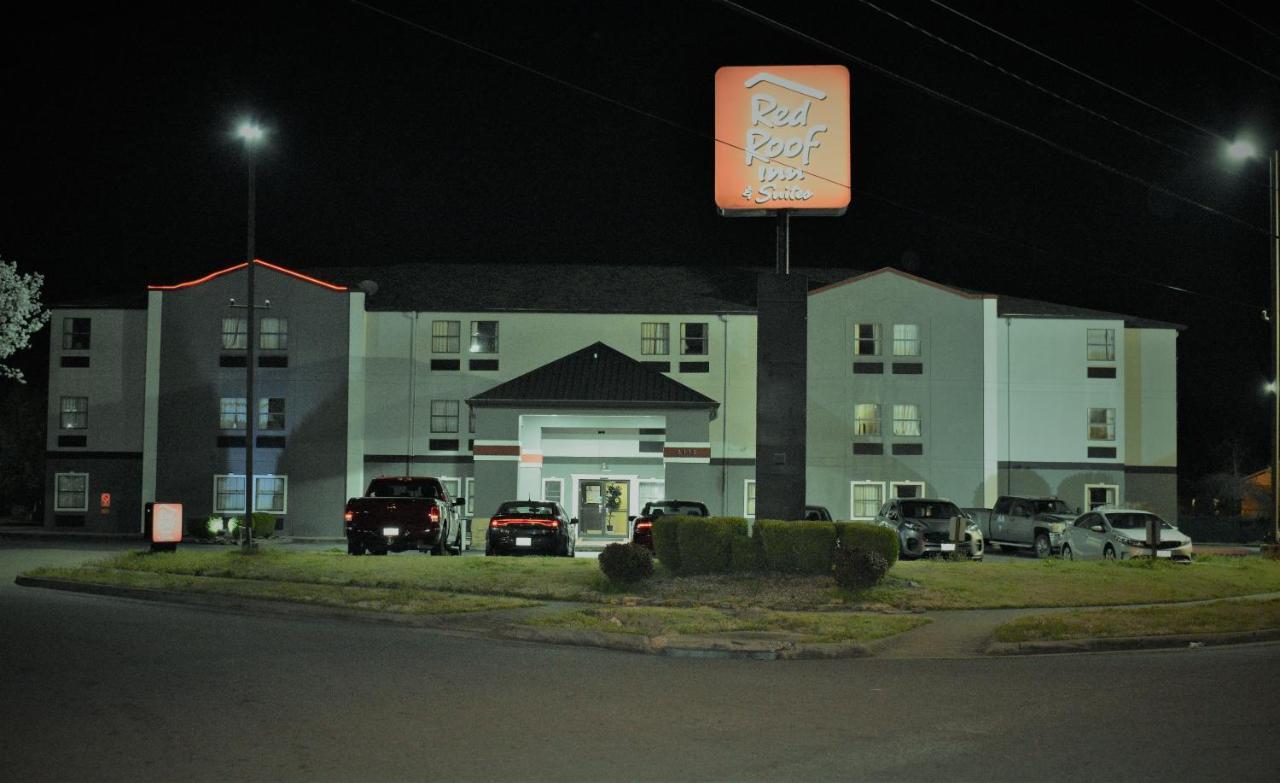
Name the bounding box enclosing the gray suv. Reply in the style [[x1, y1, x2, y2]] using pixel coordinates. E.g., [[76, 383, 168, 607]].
[[875, 497, 984, 560]]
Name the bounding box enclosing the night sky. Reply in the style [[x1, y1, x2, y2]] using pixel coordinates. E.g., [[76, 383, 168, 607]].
[[4, 0, 1279, 489]]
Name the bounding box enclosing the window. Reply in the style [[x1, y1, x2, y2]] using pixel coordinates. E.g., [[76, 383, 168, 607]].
[[432, 320, 460, 353], [470, 321, 498, 353], [892, 404, 921, 437], [681, 323, 708, 355], [892, 481, 924, 499], [853, 323, 879, 356], [1088, 408, 1116, 441], [219, 398, 247, 430], [1087, 328, 1115, 361], [54, 473, 88, 512], [431, 400, 459, 433], [214, 475, 246, 513], [62, 318, 91, 350], [744, 479, 756, 518], [543, 478, 563, 504], [221, 317, 247, 350], [258, 398, 286, 430], [440, 477, 461, 503], [469, 405, 476, 434], [854, 403, 880, 435], [259, 317, 288, 350], [255, 476, 287, 513], [1085, 484, 1118, 510], [850, 481, 884, 520], [59, 397, 87, 429], [641, 322, 669, 355], [638, 480, 665, 509], [892, 324, 920, 356], [465, 477, 475, 517]]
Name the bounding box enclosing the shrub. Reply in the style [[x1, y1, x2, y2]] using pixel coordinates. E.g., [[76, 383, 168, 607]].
[[758, 520, 837, 575], [731, 533, 767, 572], [835, 521, 899, 567], [833, 548, 890, 591], [651, 516, 682, 572], [252, 512, 276, 539], [676, 517, 746, 575], [598, 542, 654, 585], [1174, 516, 1273, 545], [187, 516, 216, 540]]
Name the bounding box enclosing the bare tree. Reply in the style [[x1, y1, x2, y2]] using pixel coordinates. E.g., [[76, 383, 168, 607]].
[[0, 258, 49, 382]]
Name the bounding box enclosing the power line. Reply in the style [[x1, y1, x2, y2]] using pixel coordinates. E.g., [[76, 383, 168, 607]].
[[347, 0, 1262, 311], [1133, 0, 1280, 83], [1215, 1, 1280, 44]]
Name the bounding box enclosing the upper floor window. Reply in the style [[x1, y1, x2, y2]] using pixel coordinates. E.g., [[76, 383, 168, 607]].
[[54, 472, 89, 512], [744, 479, 756, 518], [892, 404, 921, 436], [219, 397, 247, 430], [470, 321, 498, 353], [62, 318, 91, 350], [259, 317, 288, 350], [258, 398, 286, 430], [60, 397, 88, 429], [432, 320, 460, 353], [892, 324, 920, 356], [221, 317, 247, 350], [1087, 328, 1115, 361], [854, 403, 880, 435], [681, 323, 708, 355], [431, 399, 460, 433], [642, 322, 669, 355], [1088, 408, 1115, 441], [853, 323, 879, 356]]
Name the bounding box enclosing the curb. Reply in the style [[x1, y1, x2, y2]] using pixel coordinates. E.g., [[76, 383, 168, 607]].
[[985, 627, 1280, 655]]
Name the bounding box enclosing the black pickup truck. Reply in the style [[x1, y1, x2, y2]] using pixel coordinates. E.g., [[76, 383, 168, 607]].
[[343, 476, 465, 556]]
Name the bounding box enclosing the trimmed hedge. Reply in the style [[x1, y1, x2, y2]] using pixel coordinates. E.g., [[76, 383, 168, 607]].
[[730, 533, 767, 572], [651, 516, 683, 571], [833, 548, 890, 591], [677, 517, 732, 574], [757, 519, 837, 575], [598, 542, 654, 585], [834, 521, 899, 567]]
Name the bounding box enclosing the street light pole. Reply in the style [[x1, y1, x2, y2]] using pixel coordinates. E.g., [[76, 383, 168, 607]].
[[1269, 149, 1278, 545], [237, 122, 264, 550]]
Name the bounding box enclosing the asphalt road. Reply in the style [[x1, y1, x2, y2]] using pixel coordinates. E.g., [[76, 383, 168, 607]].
[[1, 541, 1276, 782]]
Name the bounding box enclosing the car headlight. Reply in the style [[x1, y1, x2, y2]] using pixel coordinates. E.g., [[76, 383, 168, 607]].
[[1116, 535, 1146, 548], [1049, 523, 1065, 534], [966, 523, 980, 535], [902, 521, 923, 531]]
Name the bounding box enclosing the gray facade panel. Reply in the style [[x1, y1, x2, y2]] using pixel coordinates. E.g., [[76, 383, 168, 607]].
[[45, 456, 142, 533]]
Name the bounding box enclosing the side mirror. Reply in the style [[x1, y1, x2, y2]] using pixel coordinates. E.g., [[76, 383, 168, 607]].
[[453, 497, 465, 507], [628, 515, 636, 522], [570, 518, 579, 526], [1091, 525, 1104, 533]]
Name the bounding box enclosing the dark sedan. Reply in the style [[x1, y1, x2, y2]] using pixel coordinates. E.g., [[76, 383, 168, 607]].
[[485, 501, 578, 557], [631, 500, 709, 550]]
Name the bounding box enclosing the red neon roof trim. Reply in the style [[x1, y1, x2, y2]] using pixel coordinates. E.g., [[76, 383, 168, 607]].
[[148, 259, 348, 292]]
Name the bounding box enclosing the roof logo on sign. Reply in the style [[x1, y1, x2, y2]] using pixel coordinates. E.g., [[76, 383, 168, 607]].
[[742, 72, 827, 100]]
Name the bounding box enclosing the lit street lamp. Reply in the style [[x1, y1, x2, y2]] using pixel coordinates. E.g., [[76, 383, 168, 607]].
[[1228, 139, 1280, 547], [236, 121, 265, 550]]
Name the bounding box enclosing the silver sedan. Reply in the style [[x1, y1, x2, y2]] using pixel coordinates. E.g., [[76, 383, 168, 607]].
[[1060, 508, 1193, 561]]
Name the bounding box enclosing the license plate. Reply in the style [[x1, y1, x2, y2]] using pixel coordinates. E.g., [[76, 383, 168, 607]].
[[1157, 550, 1171, 558], [516, 537, 532, 547], [382, 527, 399, 537], [940, 543, 956, 552]]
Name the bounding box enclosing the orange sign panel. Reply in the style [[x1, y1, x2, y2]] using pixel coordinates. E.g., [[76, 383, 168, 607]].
[[715, 65, 850, 216], [152, 503, 183, 544]]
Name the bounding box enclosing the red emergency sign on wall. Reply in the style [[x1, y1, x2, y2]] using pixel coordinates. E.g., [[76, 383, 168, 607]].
[[100, 493, 111, 515]]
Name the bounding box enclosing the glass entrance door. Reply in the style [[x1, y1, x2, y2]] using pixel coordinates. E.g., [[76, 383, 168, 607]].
[[577, 478, 631, 537]]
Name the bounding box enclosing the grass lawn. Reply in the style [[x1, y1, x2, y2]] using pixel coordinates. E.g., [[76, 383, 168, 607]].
[[528, 606, 929, 643], [993, 597, 1280, 643]]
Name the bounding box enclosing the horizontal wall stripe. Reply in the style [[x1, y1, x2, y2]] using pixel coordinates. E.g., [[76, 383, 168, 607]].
[[998, 461, 1176, 473], [473, 444, 520, 457], [364, 454, 475, 464], [46, 451, 143, 460], [1123, 465, 1179, 475]]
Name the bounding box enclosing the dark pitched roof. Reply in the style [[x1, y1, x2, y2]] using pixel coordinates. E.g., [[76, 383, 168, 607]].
[[469, 342, 718, 408], [996, 295, 1184, 331]]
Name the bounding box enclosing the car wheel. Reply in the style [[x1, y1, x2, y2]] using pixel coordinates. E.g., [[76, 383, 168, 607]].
[[1034, 533, 1051, 559], [431, 522, 447, 556], [1061, 543, 1073, 561], [1103, 544, 1116, 561], [347, 539, 365, 556]]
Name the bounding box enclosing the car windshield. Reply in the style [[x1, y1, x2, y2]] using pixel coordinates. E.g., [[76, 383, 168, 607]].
[[1107, 513, 1173, 530], [899, 501, 960, 519], [647, 503, 706, 516], [1031, 499, 1072, 515], [496, 502, 557, 516], [368, 480, 441, 499]]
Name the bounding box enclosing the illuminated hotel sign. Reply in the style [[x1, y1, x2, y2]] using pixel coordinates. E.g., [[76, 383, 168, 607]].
[[714, 65, 850, 216]]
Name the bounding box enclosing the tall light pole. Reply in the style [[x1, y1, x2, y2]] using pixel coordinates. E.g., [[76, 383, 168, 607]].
[[237, 121, 265, 550], [1229, 139, 1280, 547]]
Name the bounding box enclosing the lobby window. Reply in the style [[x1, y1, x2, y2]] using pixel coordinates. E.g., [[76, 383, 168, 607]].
[[219, 397, 247, 430], [441, 477, 461, 503], [642, 322, 669, 355], [431, 400, 460, 433], [892, 324, 920, 356], [1088, 408, 1116, 441], [60, 396, 88, 429], [258, 398, 286, 430], [851, 481, 884, 520], [744, 480, 756, 518], [256, 476, 288, 513], [62, 318, 91, 350], [681, 323, 708, 355], [221, 317, 247, 350], [470, 321, 498, 353], [214, 475, 288, 514], [892, 404, 921, 436], [853, 323, 879, 356], [54, 472, 89, 512], [214, 475, 247, 514], [1087, 328, 1115, 361], [432, 320, 460, 353], [854, 403, 880, 435], [259, 317, 288, 350]]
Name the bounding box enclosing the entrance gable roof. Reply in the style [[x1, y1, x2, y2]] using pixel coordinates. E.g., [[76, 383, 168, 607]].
[[469, 342, 718, 409]]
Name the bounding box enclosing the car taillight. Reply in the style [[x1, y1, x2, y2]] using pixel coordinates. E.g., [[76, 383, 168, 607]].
[[636, 521, 652, 530], [343, 510, 354, 522], [489, 517, 558, 528], [428, 505, 441, 524]]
